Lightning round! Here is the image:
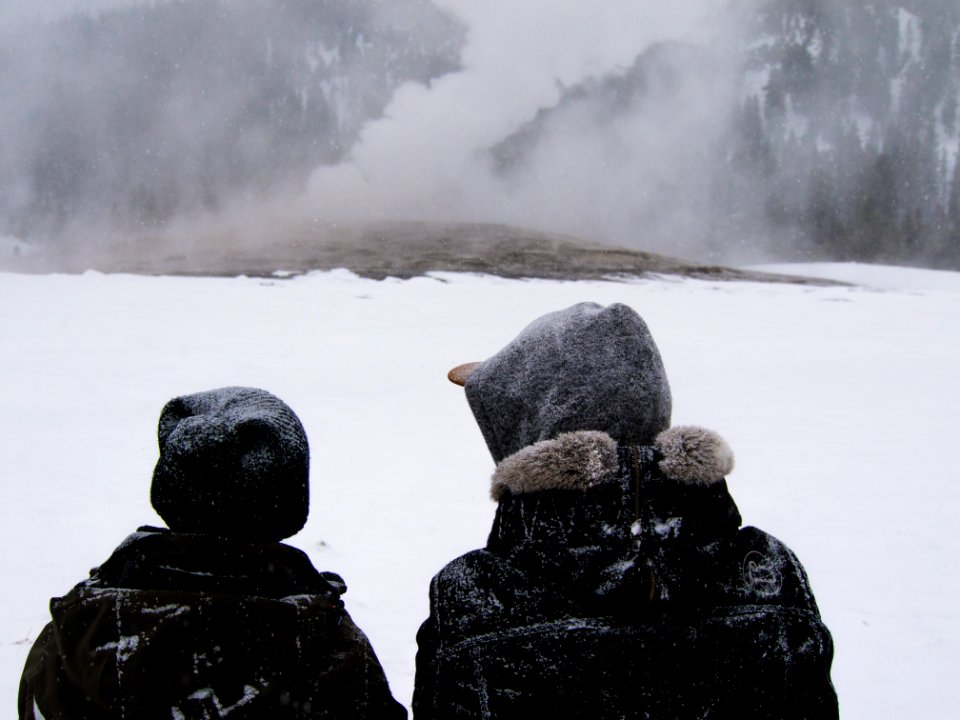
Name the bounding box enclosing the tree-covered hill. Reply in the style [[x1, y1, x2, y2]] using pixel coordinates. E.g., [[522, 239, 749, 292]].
[[494, 0, 960, 268], [2, 0, 957, 269], [736, 0, 960, 266], [0, 0, 463, 236]]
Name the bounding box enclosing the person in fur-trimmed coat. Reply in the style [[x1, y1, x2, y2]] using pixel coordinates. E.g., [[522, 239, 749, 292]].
[[19, 387, 406, 720], [413, 303, 838, 720]]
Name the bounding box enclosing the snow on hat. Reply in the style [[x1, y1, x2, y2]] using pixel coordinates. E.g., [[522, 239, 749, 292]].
[[455, 302, 672, 463], [151, 386, 309, 542]]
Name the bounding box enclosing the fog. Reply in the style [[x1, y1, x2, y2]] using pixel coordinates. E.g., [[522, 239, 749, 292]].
[[2, 0, 958, 269], [307, 1, 740, 260]]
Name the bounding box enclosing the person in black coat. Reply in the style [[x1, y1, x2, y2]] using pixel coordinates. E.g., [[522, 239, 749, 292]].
[[19, 386, 406, 720], [413, 303, 838, 719]]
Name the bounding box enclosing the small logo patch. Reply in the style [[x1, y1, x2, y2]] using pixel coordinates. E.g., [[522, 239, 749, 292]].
[[741, 551, 782, 597]]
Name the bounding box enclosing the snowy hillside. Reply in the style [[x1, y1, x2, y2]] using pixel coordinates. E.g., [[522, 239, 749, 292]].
[[5, 1, 958, 270], [2, 264, 958, 717], [0, 0, 463, 233]]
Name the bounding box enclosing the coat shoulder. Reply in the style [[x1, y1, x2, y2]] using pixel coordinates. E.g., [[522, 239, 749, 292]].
[[23, 549, 405, 720], [728, 525, 826, 611]]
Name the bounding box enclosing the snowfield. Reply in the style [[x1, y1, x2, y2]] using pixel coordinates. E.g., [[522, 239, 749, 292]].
[[1, 263, 958, 718]]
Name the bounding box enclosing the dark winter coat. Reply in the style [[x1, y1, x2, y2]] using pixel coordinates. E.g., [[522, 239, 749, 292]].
[[413, 427, 838, 720], [19, 527, 407, 720]]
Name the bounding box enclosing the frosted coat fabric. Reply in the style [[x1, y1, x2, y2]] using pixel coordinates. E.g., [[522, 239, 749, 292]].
[[413, 443, 838, 719], [19, 528, 407, 720]]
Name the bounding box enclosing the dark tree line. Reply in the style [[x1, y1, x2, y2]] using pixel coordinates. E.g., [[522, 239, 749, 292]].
[[725, 0, 960, 267], [493, 0, 960, 268]]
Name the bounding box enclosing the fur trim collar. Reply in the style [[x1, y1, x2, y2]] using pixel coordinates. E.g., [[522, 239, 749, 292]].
[[656, 425, 735, 485], [490, 426, 734, 500], [491, 431, 618, 501]]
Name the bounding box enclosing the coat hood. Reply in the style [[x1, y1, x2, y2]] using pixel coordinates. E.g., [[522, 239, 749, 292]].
[[464, 303, 672, 463]]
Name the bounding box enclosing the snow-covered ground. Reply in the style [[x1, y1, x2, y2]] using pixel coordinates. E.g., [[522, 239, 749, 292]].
[[2, 262, 958, 718]]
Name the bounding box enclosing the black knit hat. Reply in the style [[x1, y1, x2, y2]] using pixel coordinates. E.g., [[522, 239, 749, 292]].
[[151, 387, 310, 542]]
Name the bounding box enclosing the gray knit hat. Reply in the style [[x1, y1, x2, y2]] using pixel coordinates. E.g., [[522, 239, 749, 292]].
[[151, 387, 309, 542], [457, 303, 672, 463]]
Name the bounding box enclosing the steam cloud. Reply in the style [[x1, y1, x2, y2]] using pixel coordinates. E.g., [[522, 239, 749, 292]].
[[307, 1, 743, 259], [4, 1, 958, 268], [2, 0, 756, 264]]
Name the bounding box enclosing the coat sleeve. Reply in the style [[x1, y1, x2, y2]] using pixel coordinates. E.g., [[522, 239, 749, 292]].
[[411, 577, 442, 720], [335, 609, 409, 720], [18, 622, 60, 720], [733, 527, 840, 719]]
